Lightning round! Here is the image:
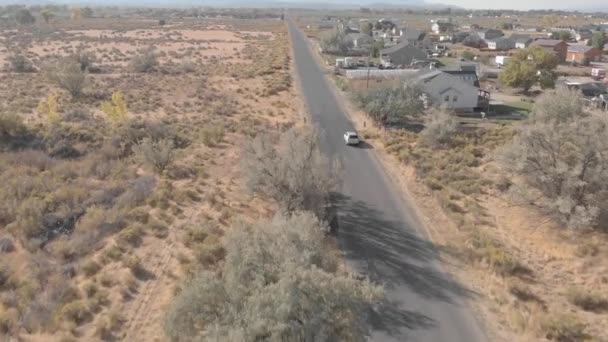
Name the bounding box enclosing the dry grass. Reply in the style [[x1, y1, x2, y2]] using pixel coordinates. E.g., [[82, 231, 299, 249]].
[[0, 14, 300, 341]]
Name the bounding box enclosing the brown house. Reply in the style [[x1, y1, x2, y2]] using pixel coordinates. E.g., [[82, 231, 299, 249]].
[[566, 45, 602, 63], [530, 39, 568, 62]]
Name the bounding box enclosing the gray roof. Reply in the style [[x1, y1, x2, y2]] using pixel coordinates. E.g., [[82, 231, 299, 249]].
[[487, 37, 512, 43], [508, 33, 532, 42], [414, 69, 479, 97], [567, 44, 594, 53], [401, 29, 425, 41], [531, 39, 564, 47], [380, 40, 410, 54]]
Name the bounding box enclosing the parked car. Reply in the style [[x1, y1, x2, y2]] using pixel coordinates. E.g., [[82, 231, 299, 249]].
[[343, 131, 360, 145]]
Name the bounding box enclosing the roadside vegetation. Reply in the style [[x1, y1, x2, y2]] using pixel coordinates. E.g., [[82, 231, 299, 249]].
[[341, 72, 608, 340]]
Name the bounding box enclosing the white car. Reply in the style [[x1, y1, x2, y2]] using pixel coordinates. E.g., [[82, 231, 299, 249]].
[[343, 131, 360, 145]]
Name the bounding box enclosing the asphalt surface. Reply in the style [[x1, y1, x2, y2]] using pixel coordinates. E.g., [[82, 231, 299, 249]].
[[287, 20, 487, 342]]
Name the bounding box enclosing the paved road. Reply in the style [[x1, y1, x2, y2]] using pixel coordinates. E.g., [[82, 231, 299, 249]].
[[287, 20, 487, 342]]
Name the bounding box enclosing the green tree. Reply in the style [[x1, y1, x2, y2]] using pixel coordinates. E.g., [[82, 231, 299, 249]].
[[40, 9, 54, 24], [355, 79, 425, 126], [81, 7, 93, 18], [164, 212, 383, 341], [370, 40, 385, 58], [361, 22, 373, 36], [319, 29, 353, 55], [551, 30, 572, 41], [591, 31, 605, 50], [498, 47, 558, 92]]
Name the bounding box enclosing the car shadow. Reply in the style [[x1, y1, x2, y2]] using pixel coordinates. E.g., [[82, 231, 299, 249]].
[[354, 140, 374, 149], [331, 193, 476, 337]]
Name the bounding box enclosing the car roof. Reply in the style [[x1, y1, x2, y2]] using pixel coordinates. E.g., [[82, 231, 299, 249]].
[[345, 131, 357, 135]]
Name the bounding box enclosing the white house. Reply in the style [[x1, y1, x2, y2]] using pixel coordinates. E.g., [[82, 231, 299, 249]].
[[496, 55, 511, 67], [415, 69, 480, 112], [487, 37, 514, 50]]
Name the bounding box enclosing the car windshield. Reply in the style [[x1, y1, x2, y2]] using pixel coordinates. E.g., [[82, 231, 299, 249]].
[[349, 134, 358, 139]]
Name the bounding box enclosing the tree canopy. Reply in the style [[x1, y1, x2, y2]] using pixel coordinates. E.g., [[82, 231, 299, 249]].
[[498, 46, 558, 92], [355, 79, 425, 126]]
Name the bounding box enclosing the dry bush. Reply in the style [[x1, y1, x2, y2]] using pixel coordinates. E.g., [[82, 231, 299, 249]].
[[536, 313, 587, 341], [566, 287, 608, 312], [419, 108, 459, 148], [354, 80, 425, 126], [0, 238, 15, 253], [8, 54, 35, 72], [241, 127, 341, 220], [80, 260, 101, 277], [130, 47, 158, 73], [46, 61, 87, 98], [500, 88, 608, 229], [164, 212, 382, 341], [133, 137, 175, 173], [200, 125, 224, 147], [0, 112, 32, 149], [58, 300, 91, 326]]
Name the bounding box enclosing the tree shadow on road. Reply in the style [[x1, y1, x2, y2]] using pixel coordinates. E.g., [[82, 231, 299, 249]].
[[332, 193, 476, 336]]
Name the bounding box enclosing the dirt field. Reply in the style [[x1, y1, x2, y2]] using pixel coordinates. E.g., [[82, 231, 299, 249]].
[[0, 17, 301, 341]]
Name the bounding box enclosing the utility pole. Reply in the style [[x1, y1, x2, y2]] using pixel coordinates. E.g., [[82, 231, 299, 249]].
[[366, 52, 372, 89]]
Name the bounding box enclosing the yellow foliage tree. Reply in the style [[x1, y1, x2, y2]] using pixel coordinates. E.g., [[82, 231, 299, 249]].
[[37, 94, 59, 124], [101, 90, 128, 129]]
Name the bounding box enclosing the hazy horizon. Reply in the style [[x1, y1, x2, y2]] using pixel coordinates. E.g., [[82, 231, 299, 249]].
[[2, 0, 608, 12]]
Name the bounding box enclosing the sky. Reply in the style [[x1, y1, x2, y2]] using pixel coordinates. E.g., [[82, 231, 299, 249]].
[[435, 0, 607, 10]]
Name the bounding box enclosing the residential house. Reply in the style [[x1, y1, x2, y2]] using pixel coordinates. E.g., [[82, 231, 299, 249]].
[[380, 40, 428, 67], [487, 37, 514, 50], [510, 34, 533, 48], [567, 45, 603, 63], [515, 24, 542, 32], [452, 31, 470, 43], [575, 29, 593, 42], [391, 26, 404, 36], [443, 67, 480, 87], [318, 20, 337, 29], [530, 39, 568, 62], [432, 22, 455, 34], [346, 33, 374, 49], [399, 29, 426, 48], [476, 28, 503, 40], [414, 68, 480, 112]]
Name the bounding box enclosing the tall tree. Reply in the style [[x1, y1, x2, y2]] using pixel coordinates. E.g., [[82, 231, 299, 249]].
[[40, 9, 54, 25], [591, 31, 605, 50], [499, 46, 558, 92]]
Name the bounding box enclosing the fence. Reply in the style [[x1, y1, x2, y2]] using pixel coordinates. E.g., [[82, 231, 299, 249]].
[[343, 69, 419, 79]]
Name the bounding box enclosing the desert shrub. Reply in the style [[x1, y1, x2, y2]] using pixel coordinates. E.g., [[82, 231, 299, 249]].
[[101, 91, 128, 130], [500, 88, 608, 229], [69, 49, 96, 72], [46, 61, 87, 98], [354, 79, 425, 126], [241, 127, 341, 220], [116, 224, 143, 247], [133, 137, 175, 173], [0, 238, 15, 253], [130, 48, 158, 73], [81, 260, 101, 277], [200, 125, 224, 147], [0, 308, 18, 335], [538, 314, 587, 342], [58, 300, 91, 325], [0, 112, 31, 149], [419, 108, 458, 148], [566, 287, 608, 312], [164, 212, 382, 341], [8, 54, 35, 72]]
